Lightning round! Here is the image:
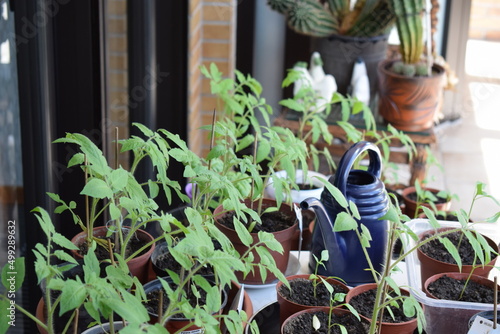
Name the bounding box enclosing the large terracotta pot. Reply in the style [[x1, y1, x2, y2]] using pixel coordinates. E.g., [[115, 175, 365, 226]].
[[401, 186, 451, 218], [346, 283, 418, 334], [378, 59, 445, 132], [276, 274, 349, 324], [417, 227, 499, 289], [214, 199, 298, 284], [71, 226, 155, 283]]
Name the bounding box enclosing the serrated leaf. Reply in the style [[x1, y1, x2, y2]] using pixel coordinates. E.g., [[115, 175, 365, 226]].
[[52, 232, 79, 250], [81, 178, 113, 199], [59, 280, 87, 315], [279, 98, 305, 112]]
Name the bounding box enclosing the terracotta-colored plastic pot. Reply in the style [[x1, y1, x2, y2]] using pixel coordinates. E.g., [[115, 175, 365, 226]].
[[36, 298, 46, 334], [424, 272, 500, 300], [401, 186, 451, 218], [281, 306, 368, 334], [71, 226, 155, 283], [417, 227, 499, 289], [222, 281, 253, 332], [423, 272, 500, 333], [346, 283, 418, 334], [378, 59, 446, 132], [276, 274, 349, 324], [214, 199, 298, 284], [143, 277, 228, 332]]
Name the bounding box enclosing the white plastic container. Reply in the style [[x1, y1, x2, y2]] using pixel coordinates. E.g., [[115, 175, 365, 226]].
[[265, 170, 329, 204], [404, 219, 500, 334]]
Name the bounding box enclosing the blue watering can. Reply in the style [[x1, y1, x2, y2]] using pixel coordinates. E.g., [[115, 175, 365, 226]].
[[301, 141, 389, 286]]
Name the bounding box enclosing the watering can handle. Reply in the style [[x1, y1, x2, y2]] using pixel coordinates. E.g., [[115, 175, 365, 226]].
[[333, 141, 382, 195]]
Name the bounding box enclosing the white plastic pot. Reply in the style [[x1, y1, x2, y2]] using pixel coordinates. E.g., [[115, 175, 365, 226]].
[[265, 170, 329, 204], [81, 322, 126, 334]]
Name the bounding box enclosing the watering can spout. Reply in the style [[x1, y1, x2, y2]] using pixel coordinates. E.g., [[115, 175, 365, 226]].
[[300, 197, 346, 263]]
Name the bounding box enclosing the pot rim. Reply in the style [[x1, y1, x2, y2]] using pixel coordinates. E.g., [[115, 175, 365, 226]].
[[378, 58, 446, 79], [417, 227, 499, 267]]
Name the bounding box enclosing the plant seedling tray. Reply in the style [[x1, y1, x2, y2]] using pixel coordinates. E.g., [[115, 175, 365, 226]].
[[404, 219, 500, 334]]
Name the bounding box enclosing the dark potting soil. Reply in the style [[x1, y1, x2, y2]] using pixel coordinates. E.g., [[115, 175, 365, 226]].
[[218, 210, 295, 233], [153, 250, 214, 276], [145, 284, 219, 319], [426, 275, 500, 303], [79, 231, 149, 260], [419, 230, 491, 265], [278, 278, 348, 307], [349, 289, 414, 324], [296, 183, 321, 191], [282, 310, 368, 334], [406, 191, 448, 204]]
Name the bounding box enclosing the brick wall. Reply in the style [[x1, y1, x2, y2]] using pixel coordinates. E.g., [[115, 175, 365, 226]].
[[188, 0, 237, 157], [469, 0, 500, 41], [105, 0, 129, 169], [103, 1, 237, 160]]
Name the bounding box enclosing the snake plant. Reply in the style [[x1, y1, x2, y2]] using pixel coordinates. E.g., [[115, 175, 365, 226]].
[[268, 0, 396, 37]]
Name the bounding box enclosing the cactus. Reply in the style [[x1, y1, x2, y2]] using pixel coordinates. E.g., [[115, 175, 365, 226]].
[[415, 62, 430, 76], [388, 0, 425, 65], [401, 64, 417, 77], [268, 0, 396, 38], [391, 61, 405, 75]]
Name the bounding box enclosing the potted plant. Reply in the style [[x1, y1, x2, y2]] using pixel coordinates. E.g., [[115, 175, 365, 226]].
[[49, 124, 191, 282], [0, 207, 154, 334], [424, 272, 500, 303], [268, 0, 396, 105], [187, 64, 309, 284], [276, 250, 350, 323], [281, 307, 368, 334], [378, 0, 446, 131], [313, 177, 500, 333], [402, 182, 453, 218], [0, 127, 262, 334]]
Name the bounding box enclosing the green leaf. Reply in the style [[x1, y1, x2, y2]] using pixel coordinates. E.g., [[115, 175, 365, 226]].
[[67, 152, 85, 167], [132, 122, 154, 137], [279, 98, 305, 112], [109, 202, 121, 220], [256, 139, 271, 163], [0, 297, 12, 334], [59, 279, 87, 315], [334, 212, 357, 232], [319, 179, 348, 208], [440, 237, 462, 269], [109, 168, 129, 191], [148, 180, 160, 198], [1, 257, 25, 292], [52, 232, 79, 250], [81, 178, 113, 199], [234, 219, 253, 247]]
